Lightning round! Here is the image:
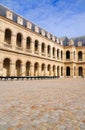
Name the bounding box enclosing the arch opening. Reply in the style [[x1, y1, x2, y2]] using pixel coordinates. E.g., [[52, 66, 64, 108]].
[[16, 60, 22, 76], [47, 64, 51, 76], [66, 51, 70, 60], [34, 40, 39, 53], [26, 62, 31, 76], [26, 37, 31, 50], [3, 58, 11, 76], [78, 51, 82, 60], [41, 43, 45, 54], [57, 49, 59, 59], [57, 66, 59, 76], [47, 45, 51, 56], [53, 65, 56, 76], [41, 63, 45, 76], [66, 67, 70, 76], [34, 62, 39, 76], [5, 29, 11, 44], [61, 67, 63, 76], [78, 67, 83, 76], [16, 33, 22, 47]]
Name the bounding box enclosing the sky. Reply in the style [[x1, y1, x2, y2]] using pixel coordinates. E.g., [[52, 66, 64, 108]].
[[0, 0, 85, 38]]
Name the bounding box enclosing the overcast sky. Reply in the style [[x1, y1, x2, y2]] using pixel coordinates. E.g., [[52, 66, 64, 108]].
[[0, 0, 85, 38]]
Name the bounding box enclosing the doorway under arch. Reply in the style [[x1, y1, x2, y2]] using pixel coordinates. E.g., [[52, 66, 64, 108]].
[[16, 60, 22, 76], [41, 63, 45, 76], [3, 58, 11, 76], [26, 61, 31, 76], [66, 67, 70, 76], [78, 67, 83, 76], [34, 62, 39, 76]]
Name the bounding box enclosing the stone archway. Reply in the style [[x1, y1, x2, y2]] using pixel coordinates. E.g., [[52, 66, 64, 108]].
[[66, 67, 70, 76], [53, 65, 56, 76], [34, 40, 39, 54], [57, 66, 59, 76], [66, 51, 70, 60], [47, 45, 51, 57], [47, 64, 51, 76], [34, 62, 39, 76], [78, 67, 83, 76], [61, 67, 63, 76], [26, 61, 31, 76], [16, 60, 22, 76], [78, 51, 82, 61], [16, 33, 22, 47], [3, 58, 11, 76], [26, 37, 31, 50], [4, 29, 11, 44], [41, 63, 45, 76]]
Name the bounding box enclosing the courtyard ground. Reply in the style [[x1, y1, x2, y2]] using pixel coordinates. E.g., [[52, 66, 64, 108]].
[[0, 78, 85, 130]]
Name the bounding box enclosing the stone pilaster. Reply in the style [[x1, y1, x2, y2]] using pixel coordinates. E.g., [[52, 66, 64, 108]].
[[10, 62, 16, 76], [22, 38, 26, 51], [0, 61, 3, 76], [39, 66, 41, 76], [45, 46, 47, 57], [45, 66, 47, 76], [55, 67, 57, 76], [11, 34, 16, 49], [39, 44, 41, 56], [0, 29, 4, 44], [31, 64, 34, 76], [31, 40, 34, 55], [55, 49, 57, 59], [50, 47, 52, 58], [21, 63, 26, 76]]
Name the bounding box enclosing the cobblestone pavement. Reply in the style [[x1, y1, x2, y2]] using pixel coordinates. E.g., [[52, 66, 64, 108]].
[[0, 78, 85, 130]]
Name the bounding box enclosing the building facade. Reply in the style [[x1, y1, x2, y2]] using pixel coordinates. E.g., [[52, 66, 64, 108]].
[[0, 5, 85, 77]]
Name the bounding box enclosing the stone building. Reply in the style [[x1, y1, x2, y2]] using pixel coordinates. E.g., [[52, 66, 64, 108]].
[[0, 4, 85, 77]]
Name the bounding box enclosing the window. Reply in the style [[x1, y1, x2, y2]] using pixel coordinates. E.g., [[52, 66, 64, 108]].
[[78, 67, 83, 76], [26, 37, 31, 49], [41, 43, 45, 53], [16, 33, 22, 47], [5, 29, 11, 44], [57, 49, 59, 59], [78, 51, 82, 60], [34, 40, 39, 53], [61, 51, 63, 60], [66, 51, 70, 59], [66, 67, 70, 76], [47, 45, 51, 56]]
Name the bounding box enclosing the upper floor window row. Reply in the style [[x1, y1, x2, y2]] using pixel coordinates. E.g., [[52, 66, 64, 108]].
[[78, 51, 82, 60], [6, 11, 61, 43], [4, 28, 61, 49], [4, 29, 63, 59], [66, 50, 83, 60], [4, 29, 32, 48]]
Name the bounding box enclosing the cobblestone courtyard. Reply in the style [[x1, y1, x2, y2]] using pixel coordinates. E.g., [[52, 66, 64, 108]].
[[0, 78, 85, 130]]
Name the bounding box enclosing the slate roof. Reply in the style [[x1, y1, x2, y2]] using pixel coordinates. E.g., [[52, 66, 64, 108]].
[[0, 4, 56, 42]]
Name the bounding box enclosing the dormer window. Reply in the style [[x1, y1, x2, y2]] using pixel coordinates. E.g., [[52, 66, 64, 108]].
[[17, 16, 23, 25], [60, 40, 63, 45], [6, 10, 13, 20], [35, 26, 39, 33], [78, 41, 82, 46], [47, 33, 50, 39], [52, 36, 55, 41], [41, 30, 45, 36], [68, 39, 74, 46], [27, 22, 32, 29], [57, 38, 60, 44]]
